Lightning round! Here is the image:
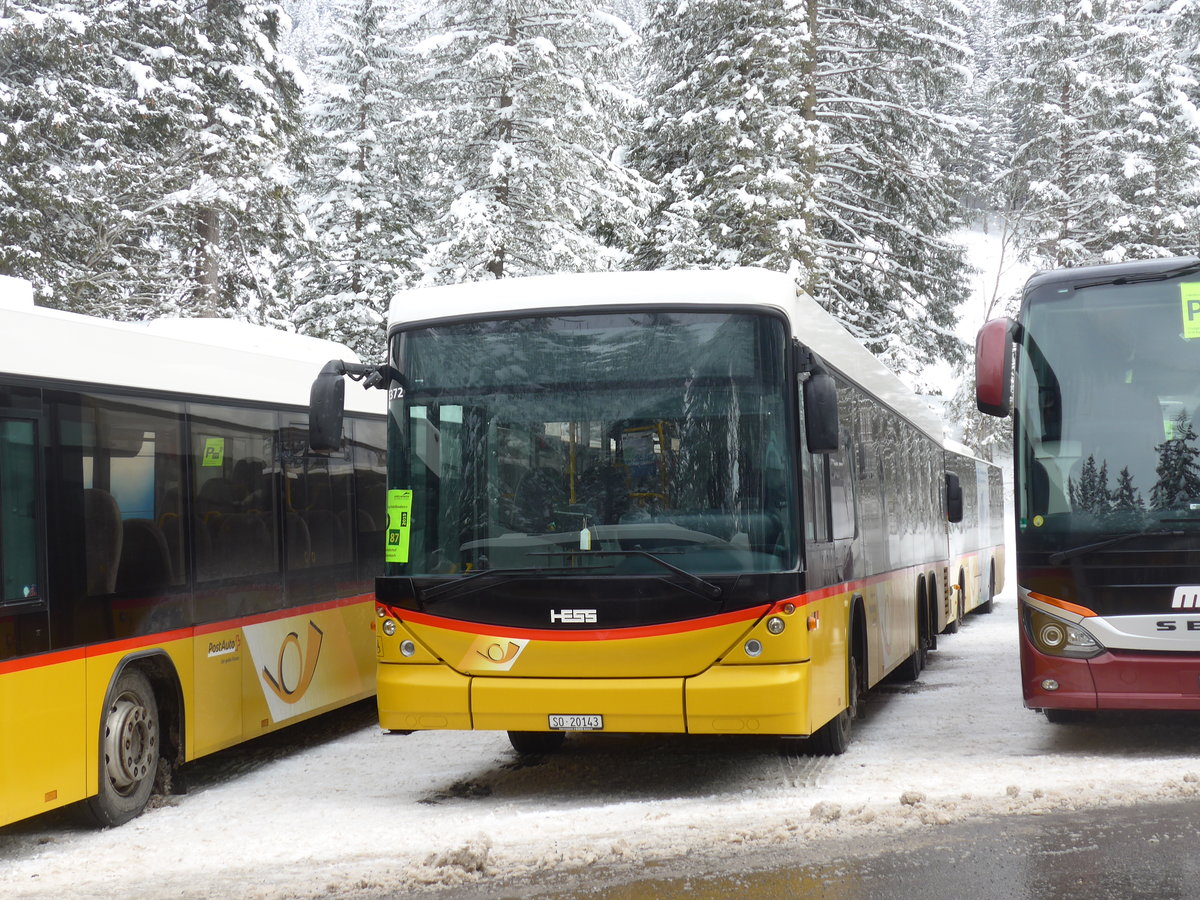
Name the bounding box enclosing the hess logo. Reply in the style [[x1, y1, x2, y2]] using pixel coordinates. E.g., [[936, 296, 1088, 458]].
[[550, 609, 597, 624]]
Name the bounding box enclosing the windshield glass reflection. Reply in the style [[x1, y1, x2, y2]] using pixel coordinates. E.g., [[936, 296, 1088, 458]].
[[389, 310, 798, 577], [1017, 276, 1200, 539]]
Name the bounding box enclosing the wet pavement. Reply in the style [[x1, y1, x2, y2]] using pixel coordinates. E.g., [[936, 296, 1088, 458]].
[[468, 798, 1200, 900]]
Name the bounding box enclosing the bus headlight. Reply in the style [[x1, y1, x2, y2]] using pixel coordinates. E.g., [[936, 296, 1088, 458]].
[[382, 619, 397, 637], [1027, 608, 1103, 659]]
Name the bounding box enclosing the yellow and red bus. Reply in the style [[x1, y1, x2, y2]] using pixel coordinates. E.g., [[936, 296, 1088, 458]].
[[942, 441, 1006, 631], [0, 276, 384, 827], [312, 268, 978, 755]]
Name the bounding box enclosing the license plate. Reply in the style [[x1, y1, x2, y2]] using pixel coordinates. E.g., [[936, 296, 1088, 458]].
[[548, 714, 604, 731]]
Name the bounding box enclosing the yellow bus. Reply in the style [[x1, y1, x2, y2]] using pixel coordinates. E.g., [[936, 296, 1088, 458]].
[[942, 441, 1006, 631], [0, 276, 384, 827], [311, 268, 974, 755]]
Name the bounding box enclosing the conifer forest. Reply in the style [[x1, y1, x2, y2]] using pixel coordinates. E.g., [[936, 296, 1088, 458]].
[[2, 0, 1198, 376]]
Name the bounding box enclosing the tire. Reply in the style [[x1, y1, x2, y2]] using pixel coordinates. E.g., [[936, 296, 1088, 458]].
[[798, 651, 859, 756], [978, 564, 996, 615], [892, 595, 927, 682], [507, 730, 566, 755], [86, 667, 160, 827]]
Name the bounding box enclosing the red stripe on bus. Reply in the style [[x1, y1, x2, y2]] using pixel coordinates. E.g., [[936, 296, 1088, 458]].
[[388, 604, 774, 642], [0, 593, 375, 676], [385, 561, 951, 641]]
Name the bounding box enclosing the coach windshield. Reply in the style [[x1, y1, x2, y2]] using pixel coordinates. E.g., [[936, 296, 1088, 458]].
[[1015, 273, 1200, 550], [385, 310, 798, 578]]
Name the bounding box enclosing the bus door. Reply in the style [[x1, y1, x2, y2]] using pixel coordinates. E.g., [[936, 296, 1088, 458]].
[[0, 413, 83, 823]]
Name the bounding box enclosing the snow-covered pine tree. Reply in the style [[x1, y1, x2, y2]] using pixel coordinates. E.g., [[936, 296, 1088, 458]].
[[1110, 0, 1200, 258], [184, 0, 308, 323], [632, 0, 821, 279], [408, 0, 652, 285], [960, 0, 1012, 223], [1151, 411, 1200, 510], [0, 1, 199, 315], [0, 0, 308, 322], [290, 0, 418, 361], [993, 0, 1200, 265], [810, 0, 973, 373]]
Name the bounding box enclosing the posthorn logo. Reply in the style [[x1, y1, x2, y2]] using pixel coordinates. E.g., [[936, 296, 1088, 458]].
[[1171, 586, 1200, 609]]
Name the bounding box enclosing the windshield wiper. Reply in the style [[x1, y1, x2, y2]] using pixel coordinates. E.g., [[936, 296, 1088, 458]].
[[1048, 531, 1184, 565], [1073, 260, 1200, 291], [529, 549, 723, 600]]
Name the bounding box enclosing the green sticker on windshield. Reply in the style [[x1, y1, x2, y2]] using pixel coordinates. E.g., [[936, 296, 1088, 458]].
[[201, 437, 225, 467], [385, 490, 413, 564], [1181, 284, 1200, 339]]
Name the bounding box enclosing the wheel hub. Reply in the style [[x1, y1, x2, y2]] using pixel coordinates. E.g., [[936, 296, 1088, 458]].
[[103, 694, 158, 795]]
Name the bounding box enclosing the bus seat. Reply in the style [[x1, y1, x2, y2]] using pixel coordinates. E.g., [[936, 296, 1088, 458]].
[[577, 463, 630, 525], [84, 488, 123, 595], [305, 508, 349, 566], [116, 518, 173, 593], [197, 477, 241, 516], [513, 468, 566, 532], [216, 513, 273, 578]]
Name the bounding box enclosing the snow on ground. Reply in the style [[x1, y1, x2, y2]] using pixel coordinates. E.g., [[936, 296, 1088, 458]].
[[6, 552, 1200, 900]]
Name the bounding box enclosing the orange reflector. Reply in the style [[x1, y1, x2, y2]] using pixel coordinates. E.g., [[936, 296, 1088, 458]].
[[807, 612, 820, 631], [1027, 590, 1097, 618]]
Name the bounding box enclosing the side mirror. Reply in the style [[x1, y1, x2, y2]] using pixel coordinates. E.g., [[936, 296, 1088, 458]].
[[804, 371, 839, 454], [945, 472, 964, 523], [310, 360, 347, 452], [975, 317, 1013, 417]]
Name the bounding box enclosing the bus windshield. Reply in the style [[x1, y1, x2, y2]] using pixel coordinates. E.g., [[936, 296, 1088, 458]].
[[1016, 274, 1200, 542], [388, 309, 798, 577]]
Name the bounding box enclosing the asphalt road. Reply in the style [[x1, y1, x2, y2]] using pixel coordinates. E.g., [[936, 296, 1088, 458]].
[[467, 798, 1200, 900]]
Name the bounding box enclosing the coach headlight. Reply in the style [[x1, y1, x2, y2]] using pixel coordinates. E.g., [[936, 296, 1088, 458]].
[[1027, 608, 1103, 659]]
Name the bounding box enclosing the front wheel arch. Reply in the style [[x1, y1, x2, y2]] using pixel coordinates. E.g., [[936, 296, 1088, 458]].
[[85, 653, 182, 827]]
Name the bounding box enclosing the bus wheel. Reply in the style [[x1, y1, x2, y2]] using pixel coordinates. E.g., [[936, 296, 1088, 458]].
[[86, 667, 160, 827], [978, 565, 996, 614], [507, 730, 566, 755], [797, 652, 858, 756]]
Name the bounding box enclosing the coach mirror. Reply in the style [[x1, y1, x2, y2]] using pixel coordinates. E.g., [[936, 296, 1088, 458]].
[[975, 317, 1013, 417], [310, 359, 348, 453], [803, 369, 839, 454], [945, 472, 964, 523]]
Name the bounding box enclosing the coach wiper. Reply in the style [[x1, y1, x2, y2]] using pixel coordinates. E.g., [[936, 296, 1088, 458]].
[[309, 359, 409, 452], [1048, 530, 1184, 565]]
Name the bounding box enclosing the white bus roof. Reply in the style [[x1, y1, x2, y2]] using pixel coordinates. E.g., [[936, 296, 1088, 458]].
[[944, 438, 997, 466], [388, 268, 945, 442], [0, 275, 380, 415]]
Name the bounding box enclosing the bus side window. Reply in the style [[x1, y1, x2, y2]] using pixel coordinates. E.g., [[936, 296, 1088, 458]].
[[1, 420, 41, 604], [190, 405, 279, 582], [829, 387, 857, 541]]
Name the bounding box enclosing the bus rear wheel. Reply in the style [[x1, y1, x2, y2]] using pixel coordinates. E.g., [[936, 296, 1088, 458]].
[[507, 730, 566, 755], [86, 667, 160, 827], [978, 564, 996, 614]]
